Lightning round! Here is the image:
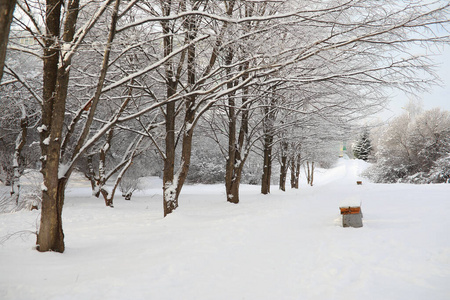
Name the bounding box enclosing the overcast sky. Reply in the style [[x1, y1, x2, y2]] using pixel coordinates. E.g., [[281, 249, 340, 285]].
[[375, 45, 450, 121]]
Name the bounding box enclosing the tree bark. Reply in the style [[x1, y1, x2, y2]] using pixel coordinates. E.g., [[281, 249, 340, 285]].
[[279, 141, 288, 191], [305, 161, 314, 186], [224, 49, 250, 204], [161, 3, 180, 216], [37, 178, 67, 252], [10, 104, 27, 205], [174, 11, 198, 201], [38, 0, 82, 253], [290, 158, 296, 189], [261, 133, 273, 194], [0, 0, 15, 82], [290, 153, 301, 189], [306, 161, 311, 185], [37, 0, 64, 253]]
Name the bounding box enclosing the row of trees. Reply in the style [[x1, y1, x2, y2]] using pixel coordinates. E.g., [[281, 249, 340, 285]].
[[1, 0, 450, 252]]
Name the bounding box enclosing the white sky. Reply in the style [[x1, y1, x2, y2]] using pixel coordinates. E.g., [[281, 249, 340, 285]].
[[375, 45, 450, 121]]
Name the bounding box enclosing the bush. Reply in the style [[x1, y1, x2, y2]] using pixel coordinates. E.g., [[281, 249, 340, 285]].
[[366, 108, 450, 183]]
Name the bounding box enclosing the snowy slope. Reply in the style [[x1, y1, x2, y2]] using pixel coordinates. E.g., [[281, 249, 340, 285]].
[[0, 159, 449, 300]]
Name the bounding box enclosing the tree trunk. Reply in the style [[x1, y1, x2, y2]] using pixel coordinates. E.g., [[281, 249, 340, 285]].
[[161, 2, 179, 216], [290, 159, 296, 189], [305, 161, 314, 186], [306, 161, 311, 185], [37, 0, 82, 253], [0, 0, 16, 81], [174, 13, 198, 201], [261, 92, 277, 195], [37, 178, 67, 252], [279, 142, 288, 191], [11, 106, 27, 204], [290, 153, 300, 189], [85, 155, 100, 197], [224, 48, 247, 204], [226, 170, 242, 204], [294, 155, 300, 189], [261, 133, 273, 195], [162, 90, 177, 215], [175, 116, 194, 201], [37, 0, 64, 253]]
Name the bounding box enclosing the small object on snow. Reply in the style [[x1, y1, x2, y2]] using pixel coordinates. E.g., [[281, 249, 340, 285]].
[[340, 206, 363, 228], [356, 181, 362, 185]]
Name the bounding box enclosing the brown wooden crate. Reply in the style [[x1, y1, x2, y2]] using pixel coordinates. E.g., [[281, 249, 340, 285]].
[[340, 206, 361, 215]]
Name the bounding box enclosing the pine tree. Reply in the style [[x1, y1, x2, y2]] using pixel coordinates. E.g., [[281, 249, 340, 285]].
[[353, 130, 372, 161]]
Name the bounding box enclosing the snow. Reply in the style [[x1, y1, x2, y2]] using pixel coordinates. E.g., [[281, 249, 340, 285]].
[[42, 137, 50, 145], [58, 164, 70, 179], [0, 159, 449, 300], [37, 125, 47, 133]]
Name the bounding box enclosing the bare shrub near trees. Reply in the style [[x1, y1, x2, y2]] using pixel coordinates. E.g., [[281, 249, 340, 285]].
[[366, 108, 450, 183]]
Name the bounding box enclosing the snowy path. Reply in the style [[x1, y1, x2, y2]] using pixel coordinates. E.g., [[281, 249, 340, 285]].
[[0, 159, 449, 300]]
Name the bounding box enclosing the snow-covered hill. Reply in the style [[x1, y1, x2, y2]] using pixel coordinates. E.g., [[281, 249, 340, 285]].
[[1, 159, 449, 300]]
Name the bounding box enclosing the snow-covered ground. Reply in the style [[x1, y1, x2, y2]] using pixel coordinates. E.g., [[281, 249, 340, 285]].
[[0, 159, 449, 300]]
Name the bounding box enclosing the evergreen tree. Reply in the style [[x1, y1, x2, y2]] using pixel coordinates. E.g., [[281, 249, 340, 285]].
[[353, 130, 372, 161]]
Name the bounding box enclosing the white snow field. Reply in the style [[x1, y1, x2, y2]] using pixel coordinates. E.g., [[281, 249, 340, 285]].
[[0, 159, 449, 300]]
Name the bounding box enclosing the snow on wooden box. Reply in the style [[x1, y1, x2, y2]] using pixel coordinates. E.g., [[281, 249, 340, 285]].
[[340, 206, 361, 215]]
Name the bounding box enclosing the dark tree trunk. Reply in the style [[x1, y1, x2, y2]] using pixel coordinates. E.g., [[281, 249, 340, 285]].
[[37, 0, 82, 253], [290, 159, 296, 189], [261, 133, 273, 194], [261, 91, 277, 195], [306, 161, 310, 185], [279, 142, 288, 191], [161, 5, 179, 216], [174, 12, 198, 201], [0, 0, 16, 81], [37, 178, 67, 252], [224, 49, 249, 204], [37, 0, 64, 253], [226, 171, 242, 204], [162, 92, 177, 217]]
